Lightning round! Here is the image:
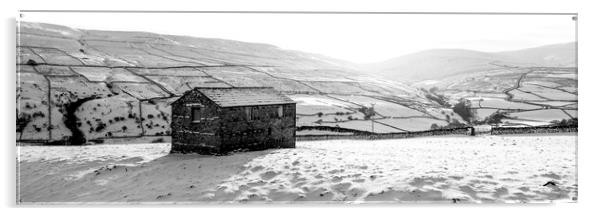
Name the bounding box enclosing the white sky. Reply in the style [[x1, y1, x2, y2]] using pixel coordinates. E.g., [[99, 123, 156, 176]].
[[19, 12, 576, 64]]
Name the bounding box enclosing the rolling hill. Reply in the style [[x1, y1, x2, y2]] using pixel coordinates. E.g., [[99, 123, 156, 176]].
[[364, 42, 576, 82], [496, 42, 576, 67], [16, 22, 460, 144], [361, 43, 577, 128], [16, 22, 577, 144]]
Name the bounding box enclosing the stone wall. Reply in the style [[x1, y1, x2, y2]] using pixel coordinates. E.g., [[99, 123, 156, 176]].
[[218, 104, 296, 152], [170, 91, 221, 154], [491, 125, 578, 135], [296, 126, 473, 141]]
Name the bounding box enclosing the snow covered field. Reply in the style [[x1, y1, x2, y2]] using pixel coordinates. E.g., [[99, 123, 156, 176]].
[[17, 134, 577, 204]]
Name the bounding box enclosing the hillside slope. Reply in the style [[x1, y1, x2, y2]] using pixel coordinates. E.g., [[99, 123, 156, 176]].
[[17, 22, 457, 144], [365, 43, 575, 82], [496, 42, 576, 67], [361, 43, 577, 127]]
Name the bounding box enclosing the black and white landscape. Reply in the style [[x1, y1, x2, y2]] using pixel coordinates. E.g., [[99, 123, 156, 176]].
[[16, 16, 577, 203]]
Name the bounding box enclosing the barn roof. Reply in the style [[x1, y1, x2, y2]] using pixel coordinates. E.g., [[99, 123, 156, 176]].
[[193, 87, 295, 107]]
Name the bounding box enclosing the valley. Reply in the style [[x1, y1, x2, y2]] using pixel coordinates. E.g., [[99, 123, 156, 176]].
[[16, 22, 577, 144], [414, 65, 577, 127], [17, 22, 455, 144]]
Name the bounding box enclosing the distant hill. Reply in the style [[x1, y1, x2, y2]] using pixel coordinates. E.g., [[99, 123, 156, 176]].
[[496, 42, 576, 68], [360, 42, 577, 127], [364, 42, 576, 82]]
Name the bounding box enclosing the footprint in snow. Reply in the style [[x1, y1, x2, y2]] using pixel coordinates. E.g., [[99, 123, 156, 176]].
[[156, 192, 172, 200], [328, 169, 344, 174], [331, 176, 343, 183], [250, 165, 264, 172], [352, 179, 365, 183], [260, 171, 280, 180], [246, 180, 267, 187], [331, 182, 352, 192]]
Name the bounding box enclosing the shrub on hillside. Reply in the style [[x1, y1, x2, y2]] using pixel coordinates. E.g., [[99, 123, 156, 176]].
[[431, 119, 467, 130], [430, 123, 440, 130], [452, 99, 474, 123], [551, 118, 578, 127], [482, 111, 509, 125], [359, 106, 376, 120]]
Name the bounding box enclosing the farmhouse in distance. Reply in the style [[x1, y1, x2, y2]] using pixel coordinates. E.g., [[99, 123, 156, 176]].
[[170, 87, 296, 154]]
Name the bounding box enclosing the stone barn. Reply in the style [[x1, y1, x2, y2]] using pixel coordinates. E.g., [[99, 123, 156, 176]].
[[170, 87, 296, 154]]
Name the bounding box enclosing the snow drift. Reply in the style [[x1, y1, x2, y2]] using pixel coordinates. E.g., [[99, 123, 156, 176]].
[[17, 135, 577, 203]]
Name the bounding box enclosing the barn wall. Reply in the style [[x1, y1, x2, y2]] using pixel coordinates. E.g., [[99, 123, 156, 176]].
[[284, 103, 296, 148], [170, 91, 222, 154], [218, 103, 296, 152]]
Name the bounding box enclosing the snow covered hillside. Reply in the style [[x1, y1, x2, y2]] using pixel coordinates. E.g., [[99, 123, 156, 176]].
[[16, 22, 451, 144], [17, 134, 577, 203]]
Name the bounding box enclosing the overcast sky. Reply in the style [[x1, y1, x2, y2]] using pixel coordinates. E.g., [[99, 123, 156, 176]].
[[19, 12, 576, 64]]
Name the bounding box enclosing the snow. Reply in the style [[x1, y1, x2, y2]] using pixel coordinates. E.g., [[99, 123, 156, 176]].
[[17, 73, 50, 140], [77, 95, 142, 139], [292, 95, 353, 108], [332, 95, 426, 117], [519, 84, 577, 101], [545, 73, 577, 79], [376, 118, 448, 132], [509, 109, 573, 122], [415, 80, 440, 86], [20, 22, 81, 37], [70, 67, 147, 83], [502, 119, 555, 127], [473, 108, 499, 121], [472, 98, 541, 110], [18, 134, 576, 203], [320, 120, 404, 133]]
